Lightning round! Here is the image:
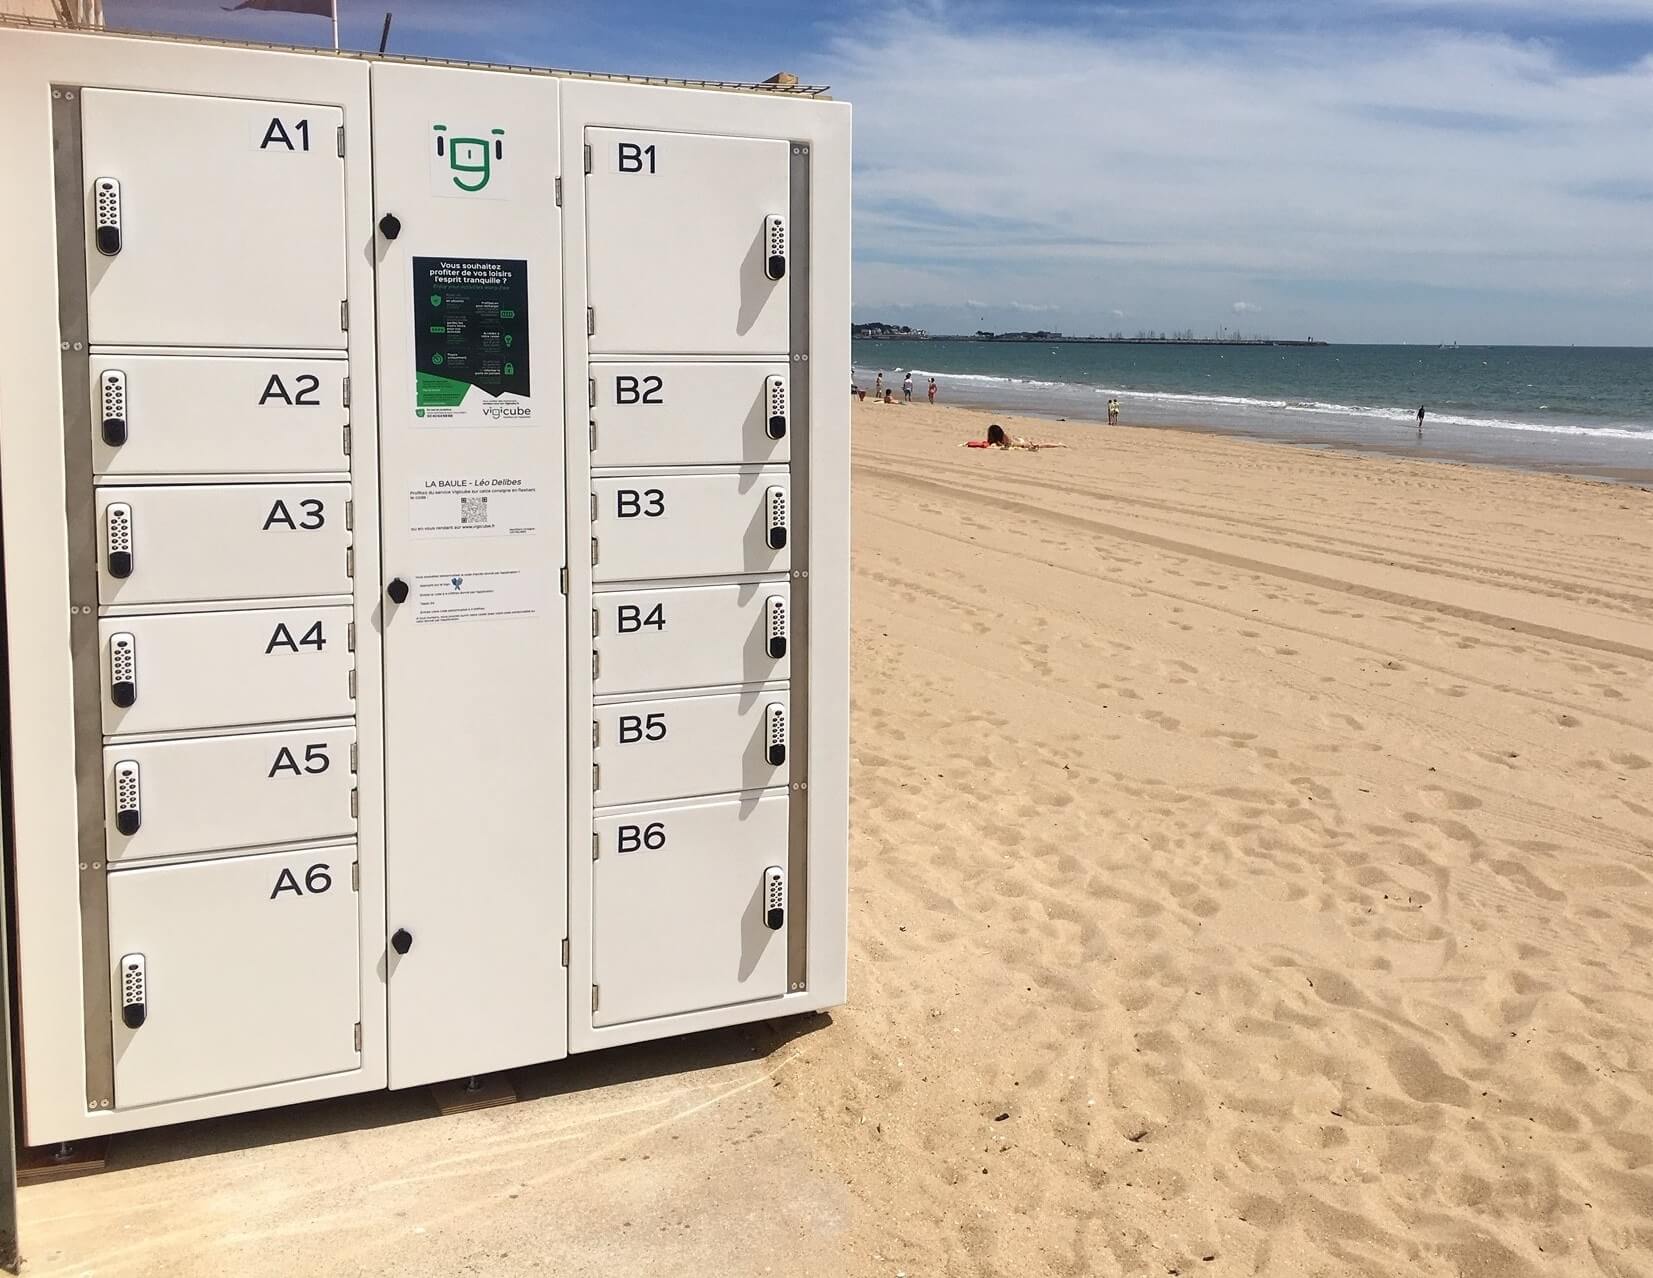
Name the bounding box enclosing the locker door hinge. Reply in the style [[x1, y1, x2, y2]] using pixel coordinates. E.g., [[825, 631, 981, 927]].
[[591, 984, 600, 1013], [554, 176, 563, 207], [351, 862, 360, 891], [342, 425, 352, 456], [559, 565, 569, 595], [340, 300, 349, 332], [586, 306, 595, 336], [592, 763, 600, 791], [588, 377, 596, 408], [345, 499, 354, 531], [592, 649, 600, 679], [348, 668, 357, 699], [350, 788, 359, 818], [336, 125, 346, 157], [589, 493, 597, 522], [588, 421, 597, 452], [591, 831, 599, 861], [583, 143, 593, 174], [591, 719, 599, 748], [353, 1022, 362, 1051], [561, 938, 569, 967], [350, 741, 358, 773], [347, 622, 356, 651], [342, 375, 351, 408], [345, 546, 354, 578], [590, 537, 599, 565], [591, 607, 599, 637]]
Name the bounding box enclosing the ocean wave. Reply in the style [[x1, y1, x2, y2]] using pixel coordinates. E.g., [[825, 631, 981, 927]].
[[854, 365, 1652, 442]]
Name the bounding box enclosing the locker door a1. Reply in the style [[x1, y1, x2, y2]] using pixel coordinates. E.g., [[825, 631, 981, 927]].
[[100, 607, 355, 736], [591, 363, 791, 468], [108, 845, 361, 1109], [593, 690, 789, 807], [592, 472, 790, 582], [592, 792, 789, 1026], [595, 581, 789, 695], [585, 130, 790, 356], [91, 355, 349, 476], [80, 90, 348, 349], [104, 727, 357, 863], [96, 483, 352, 605]]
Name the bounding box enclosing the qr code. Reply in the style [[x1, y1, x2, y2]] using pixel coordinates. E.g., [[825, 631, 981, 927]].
[[460, 496, 488, 525]]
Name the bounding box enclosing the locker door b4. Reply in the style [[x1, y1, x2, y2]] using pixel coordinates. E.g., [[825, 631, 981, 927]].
[[592, 793, 789, 1027], [594, 581, 790, 695], [108, 845, 361, 1110]]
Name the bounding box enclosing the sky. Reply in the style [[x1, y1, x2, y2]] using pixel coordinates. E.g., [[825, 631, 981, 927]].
[[106, 0, 1653, 345]]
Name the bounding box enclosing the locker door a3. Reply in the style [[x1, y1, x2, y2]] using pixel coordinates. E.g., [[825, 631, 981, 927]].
[[108, 845, 361, 1109], [594, 582, 790, 695], [592, 793, 789, 1026], [80, 90, 347, 349], [585, 130, 790, 356]]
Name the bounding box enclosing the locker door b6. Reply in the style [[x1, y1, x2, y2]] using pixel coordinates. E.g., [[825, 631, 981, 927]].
[[593, 690, 789, 807], [592, 473, 789, 583], [97, 484, 352, 606]]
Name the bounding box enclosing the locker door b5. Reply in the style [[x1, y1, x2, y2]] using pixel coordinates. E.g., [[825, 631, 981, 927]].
[[593, 690, 789, 807]]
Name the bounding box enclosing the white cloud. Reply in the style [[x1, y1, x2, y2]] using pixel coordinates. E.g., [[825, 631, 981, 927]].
[[824, 9, 1653, 342], [1232, 301, 1262, 314]]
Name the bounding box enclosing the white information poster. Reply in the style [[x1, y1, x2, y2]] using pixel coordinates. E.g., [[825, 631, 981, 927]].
[[409, 476, 541, 539]]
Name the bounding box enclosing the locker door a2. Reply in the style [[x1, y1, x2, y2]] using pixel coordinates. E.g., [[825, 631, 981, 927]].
[[585, 130, 790, 356], [80, 90, 347, 349]]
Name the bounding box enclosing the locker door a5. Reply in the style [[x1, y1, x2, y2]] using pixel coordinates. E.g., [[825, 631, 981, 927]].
[[585, 130, 789, 356], [80, 90, 347, 349]]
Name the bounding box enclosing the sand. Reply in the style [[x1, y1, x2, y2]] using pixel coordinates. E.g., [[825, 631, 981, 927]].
[[19, 402, 1653, 1277]]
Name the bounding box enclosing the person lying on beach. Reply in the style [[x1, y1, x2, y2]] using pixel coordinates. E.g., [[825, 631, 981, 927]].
[[884, 388, 896, 403], [962, 423, 1068, 451]]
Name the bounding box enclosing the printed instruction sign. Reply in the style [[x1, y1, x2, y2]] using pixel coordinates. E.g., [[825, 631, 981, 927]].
[[412, 568, 541, 625], [413, 257, 532, 424], [409, 476, 541, 539]]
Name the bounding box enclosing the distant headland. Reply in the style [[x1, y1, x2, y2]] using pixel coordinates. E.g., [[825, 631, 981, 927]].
[[853, 322, 1328, 348]]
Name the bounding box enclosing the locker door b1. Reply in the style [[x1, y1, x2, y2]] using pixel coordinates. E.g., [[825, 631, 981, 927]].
[[80, 90, 348, 350], [585, 130, 790, 356], [592, 792, 789, 1026]]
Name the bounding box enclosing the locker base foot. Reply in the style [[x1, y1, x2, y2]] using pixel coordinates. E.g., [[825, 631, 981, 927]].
[[18, 1136, 110, 1184], [429, 1074, 517, 1116]]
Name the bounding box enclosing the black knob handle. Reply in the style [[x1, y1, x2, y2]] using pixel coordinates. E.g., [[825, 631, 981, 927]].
[[391, 928, 413, 955], [378, 213, 402, 240], [387, 577, 409, 604]]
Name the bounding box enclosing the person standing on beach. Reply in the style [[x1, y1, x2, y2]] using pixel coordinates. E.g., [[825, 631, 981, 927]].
[[1417, 404, 1426, 434], [875, 372, 884, 400], [902, 372, 914, 403], [928, 377, 937, 404]]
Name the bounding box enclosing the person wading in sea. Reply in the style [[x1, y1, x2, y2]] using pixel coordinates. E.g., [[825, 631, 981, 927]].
[[1417, 404, 1426, 435]]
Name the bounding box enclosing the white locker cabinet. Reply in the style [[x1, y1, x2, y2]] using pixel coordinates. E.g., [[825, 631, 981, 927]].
[[594, 690, 789, 807], [592, 472, 790, 583], [81, 89, 348, 350], [594, 581, 790, 695], [103, 726, 357, 862], [586, 130, 790, 356], [591, 362, 791, 468], [108, 845, 362, 1109], [95, 483, 352, 606], [100, 606, 355, 736], [592, 792, 789, 1026], [90, 355, 349, 476]]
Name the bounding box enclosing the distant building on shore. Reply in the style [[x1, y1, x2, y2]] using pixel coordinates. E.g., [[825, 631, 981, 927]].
[[852, 322, 928, 339]]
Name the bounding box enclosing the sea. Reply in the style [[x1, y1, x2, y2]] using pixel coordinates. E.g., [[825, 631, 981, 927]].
[[852, 340, 1653, 483]]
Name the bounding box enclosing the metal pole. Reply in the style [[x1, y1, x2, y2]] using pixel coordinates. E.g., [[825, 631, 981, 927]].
[[377, 11, 392, 54], [331, 0, 340, 51], [0, 391, 21, 1274]]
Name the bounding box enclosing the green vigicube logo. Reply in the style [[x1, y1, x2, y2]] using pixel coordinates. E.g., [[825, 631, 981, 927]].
[[433, 124, 505, 193]]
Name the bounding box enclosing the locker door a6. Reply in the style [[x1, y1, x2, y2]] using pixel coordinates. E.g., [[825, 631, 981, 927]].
[[595, 582, 790, 695], [91, 355, 349, 476], [80, 90, 347, 349], [100, 607, 355, 735], [104, 727, 357, 863], [592, 363, 791, 468], [586, 130, 789, 356], [592, 473, 789, 582], [96, 484, 352, 605], [108, 845, 360, 1109], [593, 690, 789, 807], [592, 793, 789, 1026]]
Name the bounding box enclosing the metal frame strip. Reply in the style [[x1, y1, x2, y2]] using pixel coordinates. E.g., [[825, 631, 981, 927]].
[[51, 87, 115, 1113], [785, 142, 811, 990]]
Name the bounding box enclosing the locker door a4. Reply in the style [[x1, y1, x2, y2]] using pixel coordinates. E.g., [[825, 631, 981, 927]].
[[80, 90, 347, 349], [585, 130, 790, 356], [592, 793, 789, 1026], [108, 845, 361, 1109]]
